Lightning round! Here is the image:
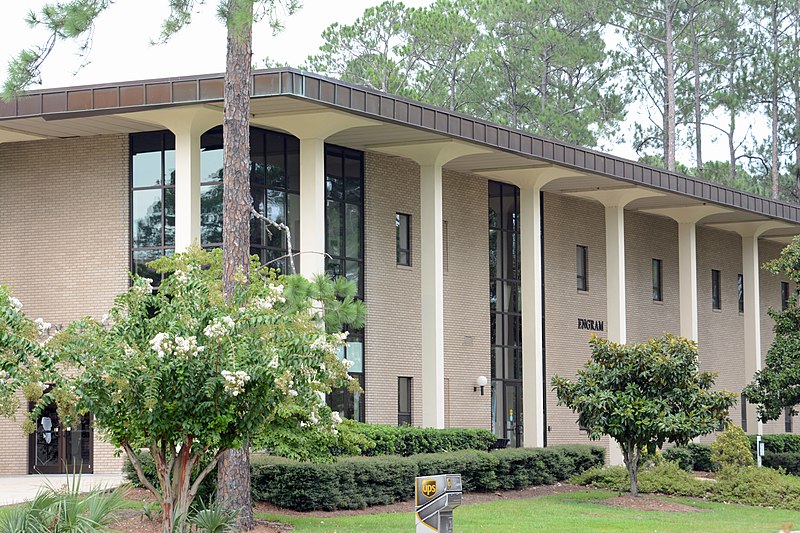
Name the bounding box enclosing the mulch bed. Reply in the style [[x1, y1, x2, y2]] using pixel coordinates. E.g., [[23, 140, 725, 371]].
[[595, 494, 707, 513]]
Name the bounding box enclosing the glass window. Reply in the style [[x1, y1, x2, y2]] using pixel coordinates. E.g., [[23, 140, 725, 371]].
[[577, 245, 588, 292], [738, 274, 744, 313], [786, 407, 794, 433], [396, 213, 411, 266], [329, 333, 365, 422], [130, 131, 176, 286], [652, 259, 663, 302], [712, 269, 721, 310], [741, 392, 747, 432], [782, 282, 790, 311], [398, 377, 412, 426], [198, 126, 300, 274]]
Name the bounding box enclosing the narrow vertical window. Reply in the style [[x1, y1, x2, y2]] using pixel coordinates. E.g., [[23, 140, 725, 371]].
[[577, 245, 588, 291], [712, 269, 721, 310], [741, 392, 747, 432], [652, 259, 663, 302], [782, 282, 790, 311], [786, 407, 794, 433], [738, 274, 744, 313], [396, 213, 411, 266], [398, 377, 412, 426], [442, 220, 449, 273]]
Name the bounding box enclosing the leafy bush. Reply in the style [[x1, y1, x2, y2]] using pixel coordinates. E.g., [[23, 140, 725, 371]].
[[748, 434, 800, 454], [333, 422, 498, 457], [662, 443, 713, 471], [710, 466, 800, 510], [763, 451, 800, 475], [250, 445, 603, 511], [570, 461, 707, 497], [711, 423, 754, 470]]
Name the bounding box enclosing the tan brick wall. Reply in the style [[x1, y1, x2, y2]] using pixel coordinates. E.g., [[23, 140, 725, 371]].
[[362, 152, 491, 428], [624, 211, 681, 342], [0, 135, 129, 474], [543, 193, 608, 449]]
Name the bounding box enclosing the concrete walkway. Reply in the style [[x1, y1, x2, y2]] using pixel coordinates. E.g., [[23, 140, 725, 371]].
[[0, 474, 126, 506]]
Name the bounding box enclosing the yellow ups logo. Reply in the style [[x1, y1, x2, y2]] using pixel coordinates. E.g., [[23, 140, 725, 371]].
[[421, 479, 437, 498]]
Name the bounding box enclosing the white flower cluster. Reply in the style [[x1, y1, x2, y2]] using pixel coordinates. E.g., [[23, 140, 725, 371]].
[[334, 331, 349, 342], [0, 369, 9, 380], [8, 297, 22, 311], [268, 353, 280, 369], [204, 316, 235, 339], [222, 370, 250, 396], [342, 358, 355, 370], [34, 318, 52, 334], [251, 283, 286, 311], [149, 332, 205, 359], [331, 411, 342, 424], [174, 270, 189, 284], [131, 278, 154, 297]]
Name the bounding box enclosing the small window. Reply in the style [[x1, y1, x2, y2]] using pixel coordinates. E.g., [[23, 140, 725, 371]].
[[652, 259, 663, 302], [396, 213, 411, 266], [741, 392, 747, 433], [577, 245, 588, 291], [786, 407, 794, 433], [712, 269, 721, 310], [442, 220, 449, 273], [782, 282, 790, 311], [738, 274, 744, 314], [398, 377, 412, 426]]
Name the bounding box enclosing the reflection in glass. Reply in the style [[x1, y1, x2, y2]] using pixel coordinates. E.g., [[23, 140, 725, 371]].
[[201, 184, 223, 246], [132, 189, 162, 248]]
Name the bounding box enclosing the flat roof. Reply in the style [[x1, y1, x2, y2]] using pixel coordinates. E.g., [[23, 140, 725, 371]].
[[1, 67, 798, 226]]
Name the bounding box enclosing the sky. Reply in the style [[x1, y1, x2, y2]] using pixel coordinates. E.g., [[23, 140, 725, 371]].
[[0, 0, 753, 164]]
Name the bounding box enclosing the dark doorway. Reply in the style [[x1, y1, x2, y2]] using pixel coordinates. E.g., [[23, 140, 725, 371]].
[[29, 402, 93, 474]]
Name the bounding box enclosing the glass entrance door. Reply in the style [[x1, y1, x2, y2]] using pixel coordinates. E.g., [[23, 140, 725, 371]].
[[29, 403, 93, 474]]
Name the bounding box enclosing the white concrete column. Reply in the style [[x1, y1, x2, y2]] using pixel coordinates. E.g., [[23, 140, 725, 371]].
[[173, 127, 202, 252], [605, 204, 627, 343], [741, 233, 762, 434], [420, 163, 446, 428], [678, 222, 699, 342], [519, 184, 547, 448], [298, 137, 326, 278]]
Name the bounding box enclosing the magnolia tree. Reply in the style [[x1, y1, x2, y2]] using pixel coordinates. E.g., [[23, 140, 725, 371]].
[[0, 247, 364, 533], [552, 334, 735, 496]]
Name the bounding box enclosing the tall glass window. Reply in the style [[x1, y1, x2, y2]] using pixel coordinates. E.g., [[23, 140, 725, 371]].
[[199, 126, 300, 274], [130, 131, 176, 285], [652, 259, 663, 302], [712, 269, 722, 310], [396, 213, 411, 266], [782, 281, 790, 311], [489, 180, 522, 447], [576, 245, 588, 291], [325, 145, 365, 422], [738, 273, 744, 313]]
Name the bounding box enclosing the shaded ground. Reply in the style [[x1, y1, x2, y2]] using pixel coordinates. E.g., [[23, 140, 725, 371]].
[[596, 494, 707, 513]]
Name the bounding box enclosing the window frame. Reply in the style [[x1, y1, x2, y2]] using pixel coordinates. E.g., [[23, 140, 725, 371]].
[[738, 274, 744, 314], [398, 376, 412, 426], [782, 282, 790, 311], [396, 213, 411, 267], [786, 407, 794, 433], [652, 258, 663, 302], [712, 269, 722, 310], [577, 245, 589, 292]]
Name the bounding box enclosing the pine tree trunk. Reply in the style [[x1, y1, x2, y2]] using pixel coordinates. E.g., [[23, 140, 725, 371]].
[[771, 0, 780, 199], [218, 0, 255, 530], [691, 12, 703, 171], [664, 1, 677, 172]]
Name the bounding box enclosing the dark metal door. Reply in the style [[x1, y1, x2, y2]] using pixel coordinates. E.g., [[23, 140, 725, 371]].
[[29, 403, 93, 474]]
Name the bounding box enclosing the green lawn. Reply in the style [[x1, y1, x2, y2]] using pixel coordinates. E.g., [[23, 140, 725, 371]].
[[258, 490, 800, 532]]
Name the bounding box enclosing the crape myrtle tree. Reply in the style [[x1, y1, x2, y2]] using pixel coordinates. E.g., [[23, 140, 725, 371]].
[[0, 247, 365, 533], [4, 1, 301, 529], [744, 235, 800, 422], [552, 334, 735, 496]]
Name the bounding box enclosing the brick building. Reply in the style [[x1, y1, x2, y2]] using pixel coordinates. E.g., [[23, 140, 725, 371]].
[[1, 68, 798, 473]]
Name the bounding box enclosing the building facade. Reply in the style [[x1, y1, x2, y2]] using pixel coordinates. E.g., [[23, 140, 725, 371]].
[[1, 68, 799, 473]]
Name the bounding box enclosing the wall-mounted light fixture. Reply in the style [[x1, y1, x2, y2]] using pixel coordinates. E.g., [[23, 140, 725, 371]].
[[474, 375, 488, 395]]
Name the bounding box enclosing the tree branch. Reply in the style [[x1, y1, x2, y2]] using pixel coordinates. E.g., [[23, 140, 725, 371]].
[[121, 442, 161, 502]]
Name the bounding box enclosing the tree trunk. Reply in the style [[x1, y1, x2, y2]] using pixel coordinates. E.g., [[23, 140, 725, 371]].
[[691, 11, 703, 171], [728, 63, 737, 183], [771, 0, 780, 200], [622, 443, 640, 497], [664, 1, 677, 172], [218, 0, 255, 530]]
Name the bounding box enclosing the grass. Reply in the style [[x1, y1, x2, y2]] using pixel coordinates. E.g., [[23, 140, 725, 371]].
[[257, 490, 800, 532]]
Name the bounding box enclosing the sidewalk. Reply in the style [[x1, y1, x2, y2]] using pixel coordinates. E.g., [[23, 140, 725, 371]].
[[0, 474, 125, 506]]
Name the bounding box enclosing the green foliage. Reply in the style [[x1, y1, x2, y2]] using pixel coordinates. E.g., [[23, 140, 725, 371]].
[[662, 443, 713, 472], [570, 461, 707, 497], [334, 422, 497, 457], [124, 452, 217, 504], [711, 423, 755, 470], [745, 236, 800, 422], [0, 247, 363, 531], [188, 499, 239, 533], [0, 475, 129, 532], [710, 466, 800, 510], [552, 334, 735, 494], [250, 445, 604, 511], [749, 434, 800, 454]]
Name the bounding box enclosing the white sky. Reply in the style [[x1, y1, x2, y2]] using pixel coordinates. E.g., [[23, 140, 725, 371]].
[[0, 0, 757, 164]]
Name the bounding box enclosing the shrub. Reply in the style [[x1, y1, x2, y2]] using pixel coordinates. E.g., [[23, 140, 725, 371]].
[[333, 422, 498, 457], [711, 423, 754, 470], [570, 461, 707, 497], [250, 445, 603, 511], [662, 443, 713, 472], [763, 451, 800, 475], [710, 466, 800, 510]]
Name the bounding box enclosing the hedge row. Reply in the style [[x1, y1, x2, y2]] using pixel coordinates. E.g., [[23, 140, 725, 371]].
[[336, 423, 498, 457], [251, 445, 604, 511], [664, 435, 800, 474], [662, 443, 713, 472]]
